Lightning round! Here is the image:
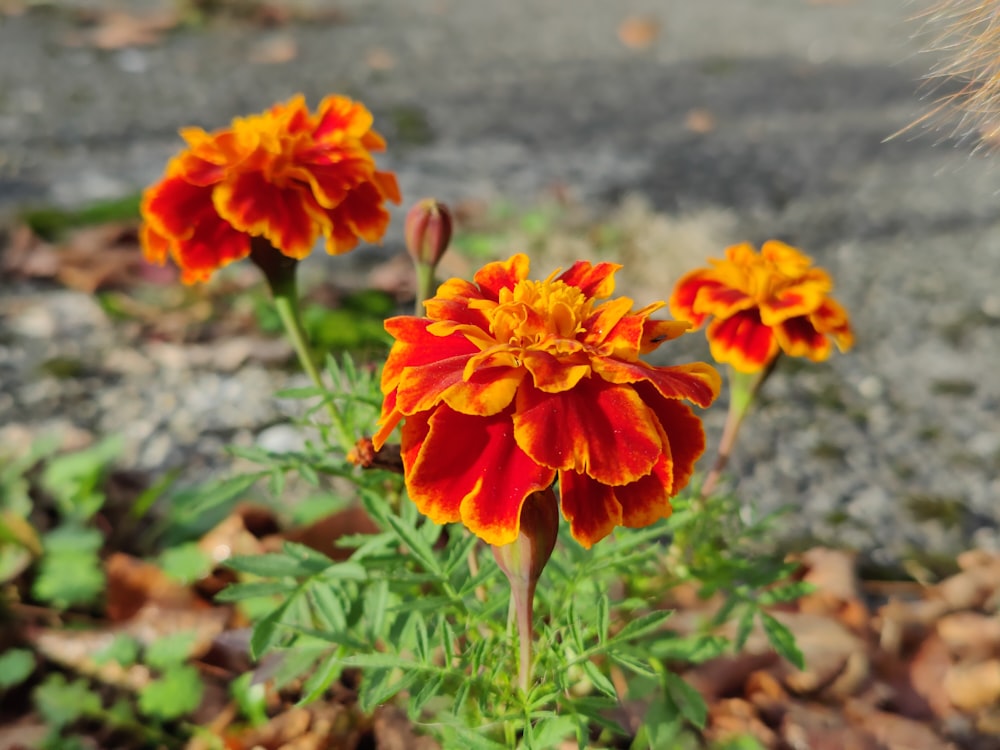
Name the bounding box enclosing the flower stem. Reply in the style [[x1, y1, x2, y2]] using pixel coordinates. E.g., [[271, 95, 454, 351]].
[[513, 579, 535, 694], [699, 357, 778, 499], [414, 262, 436, 315], [252, 239, 352, 450]]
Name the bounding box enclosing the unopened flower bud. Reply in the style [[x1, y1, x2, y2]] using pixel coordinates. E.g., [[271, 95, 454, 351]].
[[491, 487, 559, 588], [404, 198, 453, 269]]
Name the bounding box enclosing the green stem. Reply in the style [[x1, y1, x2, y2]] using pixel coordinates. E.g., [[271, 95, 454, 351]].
[[267, 272, 352, 450], [699, 357, 778, 499], [414, 262, 436, 315]]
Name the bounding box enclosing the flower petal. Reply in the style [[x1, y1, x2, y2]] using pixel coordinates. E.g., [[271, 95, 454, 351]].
[[214, 172, 323, 258], [706, 310, 779, 373], [557, 260, 620, 299], [473, 254, 530, 298], [591, 357, 720, 408], [773, 315, 831, 361], [520, 349, 591, 393], [513, 379, 662, 485], [405, 406, 555, 546], [634, 386, 706, 495], [558, 471, 622, 548]]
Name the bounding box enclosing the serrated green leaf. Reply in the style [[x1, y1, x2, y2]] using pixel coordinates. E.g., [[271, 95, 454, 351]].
[[33, 526, 105, 608], [226, 553, 309, 578], [34, 674, 101, 728], [138, 665, 204, 720], [409, 672, 444, 714], [158, 542, 213, 585], [92, 635, 139, 667], [597, 593, 610, 644], [145, 631, 197, 670], [364, 579, 389, 639], [299, 651, 344, 705], [0, 648, 35, 688], [316, 560, 367, 582], [306, 580, 347, 631], [663, 671, 707, 730], [340, 653, 423, 670], [439, 724, 508, 750], [215, 580, 297, 602], [414, 613, 430, 663], [648, 634, 728, 664], [735, 605, 756, 650], [608, 650, 657, 678], [385, 514, 442, 577], [761, 612, 804, 669], [610, 610, 673, 645], [568, 600, 585, 652], [530, 715, 580, 748], [358, 667, 418, 713], [251, 599, 293, 659], [451, 679, 472, 717], [581, 659, 617, 699], [759, 581, 815, 606]]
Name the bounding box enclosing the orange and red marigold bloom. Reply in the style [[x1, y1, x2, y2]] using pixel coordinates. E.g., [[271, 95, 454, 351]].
[[141, 94, 401, 283], [669, 241, 854, 374], [373, 254, 721, 548]]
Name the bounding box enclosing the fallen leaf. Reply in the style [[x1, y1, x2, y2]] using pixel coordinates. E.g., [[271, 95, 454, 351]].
[[944, 660, 1000, 712], [908, 633, 956, 719], [705, 698, 778, 748], [937, 611, 1000, 660], [617, 15, 661, 50]]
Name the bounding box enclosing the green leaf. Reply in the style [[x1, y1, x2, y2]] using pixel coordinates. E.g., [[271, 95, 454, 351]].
[[735, 605, 756, 650], [647, 635, 728, 664], [138, 665, 204, 720], [158, 543, 213, 585], [299, 652, 344, 705], [215, 580, 297, 602], [358, 667, 418, 713], [597, 592, 610, 644], [33, 526, 105, 609], [663, 672, 707, 730], [364, 579, 389, 639], [340, 653, 424, 671], [581, 659, 618, 699], [0, 648, 35, 689], [41, 435, 123, 519], [409, 672, 444, 714], [530, 715, 580, 748], [608, 650, 658, 678], [758, 581, 815, 606], [129, 467, 180, 519], [226, 552, 310, 578], [231, 672, 268, 726], [92, 635, 139, 667], [385, 514, 443, 577], [413, 613, 430, 663], [34, 674, 101, 728], [145, 631, 198, 670], [438, 724, 508, 750], [760, 612, 804, 669], [610, 610, 673, 645]]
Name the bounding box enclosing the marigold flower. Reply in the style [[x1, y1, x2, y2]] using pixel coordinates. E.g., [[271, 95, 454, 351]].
[[141, 94, 401, 283], [669, 241, 853, 374], [373, 254, 721, 548]]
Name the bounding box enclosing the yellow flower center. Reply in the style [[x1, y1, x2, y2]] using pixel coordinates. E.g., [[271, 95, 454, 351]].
[[488, 278, 593, 351]]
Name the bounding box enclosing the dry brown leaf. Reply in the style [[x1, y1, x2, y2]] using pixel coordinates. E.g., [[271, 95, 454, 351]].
[[944, 660, 1000, 712], [270, 507, 380, 562], [930, 559, 1000, 610], [937, 611, 1000, 660], [684, 108, 716, 134], [846, 702, 957, 750], [617, 15, 661, 50], [248, 35, 299, 64], [705, 698, 778, 748], [105, 551, 199, 622], [780, 702, 880, 750], [908, 633, 956, 719]]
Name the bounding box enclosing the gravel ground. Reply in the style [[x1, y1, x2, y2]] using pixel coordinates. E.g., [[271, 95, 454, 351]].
[[2, 0, 1000, 570]]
